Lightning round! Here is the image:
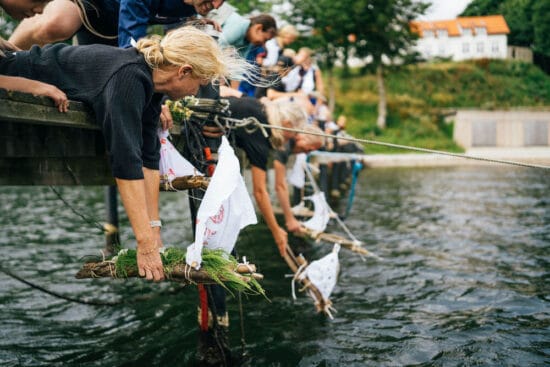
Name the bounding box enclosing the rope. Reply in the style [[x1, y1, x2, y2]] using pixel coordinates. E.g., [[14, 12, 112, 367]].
[[169, 96, 549, 170], [302, 162, 360, 243], [250, 123, 550, 171], [0, 263, 190, 307], [344, 160, 363, 219], [49, 186, 110, 235], [0, 263, 121, 306]]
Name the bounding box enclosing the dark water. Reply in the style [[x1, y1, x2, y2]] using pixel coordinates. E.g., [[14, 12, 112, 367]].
[[0, 166, 549, 366]]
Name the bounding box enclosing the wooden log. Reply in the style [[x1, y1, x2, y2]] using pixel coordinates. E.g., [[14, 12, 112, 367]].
[[283, 244, 330, 315], [159, 175, 210, 191], [75, 261, 263, 283], [298, 227, 370, 256]]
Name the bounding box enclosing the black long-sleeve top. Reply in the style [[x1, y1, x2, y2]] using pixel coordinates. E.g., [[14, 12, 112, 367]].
[[1, 43, 162, 179]]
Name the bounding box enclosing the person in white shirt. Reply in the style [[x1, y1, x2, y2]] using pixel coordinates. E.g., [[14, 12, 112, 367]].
[[263, 24, 299, 67]]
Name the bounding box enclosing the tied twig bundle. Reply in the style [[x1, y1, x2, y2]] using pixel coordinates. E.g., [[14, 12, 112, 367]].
[[298, 227, 371, 256], [283, 244, 332, 316], [159, 175, 210, 191], [76, 248, 266, 297]]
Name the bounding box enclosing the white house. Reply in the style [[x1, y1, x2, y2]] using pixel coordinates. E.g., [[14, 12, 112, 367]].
[[410, 15, 510, 61]]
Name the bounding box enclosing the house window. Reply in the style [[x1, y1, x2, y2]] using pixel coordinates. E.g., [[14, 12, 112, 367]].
[[477, 42, 484, 53], [491, 42, 499, 53], [476, 27, 487, 36], [463, 43, 470, 53], [423, 30, 434, 38], [463, 28, 472, 36], [437, 29, 448, 38], [438, 45, 446, 55]]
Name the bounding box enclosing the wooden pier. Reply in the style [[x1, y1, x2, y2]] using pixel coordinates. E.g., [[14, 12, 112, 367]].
[[0, 89, 113, 185]]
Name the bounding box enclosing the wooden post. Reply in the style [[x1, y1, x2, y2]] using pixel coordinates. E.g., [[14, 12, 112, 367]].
[[103, 186, 119, 256]]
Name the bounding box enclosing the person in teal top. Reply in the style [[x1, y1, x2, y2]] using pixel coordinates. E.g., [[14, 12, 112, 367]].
[[219, 13, 276, 57]]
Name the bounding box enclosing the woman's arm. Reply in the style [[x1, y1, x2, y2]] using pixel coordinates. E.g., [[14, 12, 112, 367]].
[[274, 160, 302, 233], [314, 67, 325, 95], [251, 165, 288, 256], [0, 75, 69, 112], [8, 0, 82, 50]]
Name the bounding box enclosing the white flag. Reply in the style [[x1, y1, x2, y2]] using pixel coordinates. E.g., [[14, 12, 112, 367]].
[[299, 244, 340, 300], [158, 129, 202, 182], [288, 153, 307, 188], [302, 192, 331, 233], [186, 137, 257, 269]]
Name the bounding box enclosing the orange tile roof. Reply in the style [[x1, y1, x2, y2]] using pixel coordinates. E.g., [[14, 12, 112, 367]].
[[411, 15, 510, 37]]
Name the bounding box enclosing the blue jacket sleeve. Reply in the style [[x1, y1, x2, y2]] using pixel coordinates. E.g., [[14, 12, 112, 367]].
[[118, 0, 154, 48]]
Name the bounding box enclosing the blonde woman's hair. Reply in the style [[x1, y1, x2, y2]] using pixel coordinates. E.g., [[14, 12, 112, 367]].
[[136, 26, 256, 85], [299, 124, 324, 149], [278, 25, 299, 39], [263, 98, 307, 149], [282, 48, 296, 58]]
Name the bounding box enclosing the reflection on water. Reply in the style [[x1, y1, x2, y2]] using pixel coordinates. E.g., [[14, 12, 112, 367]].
[[0, 166, 549, 366]]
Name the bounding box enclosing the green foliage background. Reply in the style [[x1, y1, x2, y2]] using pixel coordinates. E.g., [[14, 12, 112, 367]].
[[333, 59, 550, 153], [461, 0, 550, 56]]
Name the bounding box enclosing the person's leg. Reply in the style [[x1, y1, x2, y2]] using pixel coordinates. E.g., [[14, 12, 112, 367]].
[[9, 0, 82, 49]]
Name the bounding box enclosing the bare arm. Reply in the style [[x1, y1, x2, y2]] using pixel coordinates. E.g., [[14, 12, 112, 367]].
[[251, 165, 288, 256], [9, 0, 82, 49], [314, 67, 325, 95], [116, 177, 164, 281], [0, 75, 69, 112], [142, 167, 163, 249], [274, 160, 302, 233]]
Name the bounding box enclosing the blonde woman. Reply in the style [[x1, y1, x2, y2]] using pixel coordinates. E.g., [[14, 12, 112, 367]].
[[273, 124, 324, 234], [0, 26, 254, 281], [228, 97, 307, 256], [263, 24, 299, 67]]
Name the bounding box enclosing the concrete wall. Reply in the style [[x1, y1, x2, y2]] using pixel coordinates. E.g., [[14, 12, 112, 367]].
[[453, 110, 550, 148], [507, 46, 533, 63]]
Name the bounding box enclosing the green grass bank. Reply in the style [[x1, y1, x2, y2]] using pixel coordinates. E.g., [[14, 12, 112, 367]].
[[330, 59, 550, 154]]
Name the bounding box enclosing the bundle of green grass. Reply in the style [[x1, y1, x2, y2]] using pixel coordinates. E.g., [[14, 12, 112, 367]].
[[112, 247, 265, 297]]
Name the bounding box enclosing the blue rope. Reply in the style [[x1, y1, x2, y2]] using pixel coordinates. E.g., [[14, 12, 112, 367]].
[[344, 160, 363, 219]]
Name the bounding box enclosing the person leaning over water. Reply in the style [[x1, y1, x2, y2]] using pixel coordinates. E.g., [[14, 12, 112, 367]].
[[203, 96, 307, 256], [273, 124, 324, 233], [8, 0, 221, 49], [0, 26, 254, 281], [0, 0, 70, 111]]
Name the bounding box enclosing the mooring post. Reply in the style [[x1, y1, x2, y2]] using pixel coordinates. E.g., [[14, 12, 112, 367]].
[[103, 185, 119, 256], [319, 163, 329, 194]]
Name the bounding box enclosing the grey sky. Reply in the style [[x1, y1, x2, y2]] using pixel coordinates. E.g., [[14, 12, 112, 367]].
[[420, 0, 474, 20]]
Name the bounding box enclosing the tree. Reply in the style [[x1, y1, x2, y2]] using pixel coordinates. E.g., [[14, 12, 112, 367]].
[[0, 14, 18, 39], [531, 0, 550, 56], [288, 0, 428, 129], [461, 0, 549, 59]]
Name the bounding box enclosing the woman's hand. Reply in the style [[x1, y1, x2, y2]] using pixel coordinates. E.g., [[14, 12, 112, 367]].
[[34, 82, 69, 113], [137, 245, 165, 281], [272, 226, 288, 257], [160, 104, 173, 130], [286, 217, 303, 234]]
